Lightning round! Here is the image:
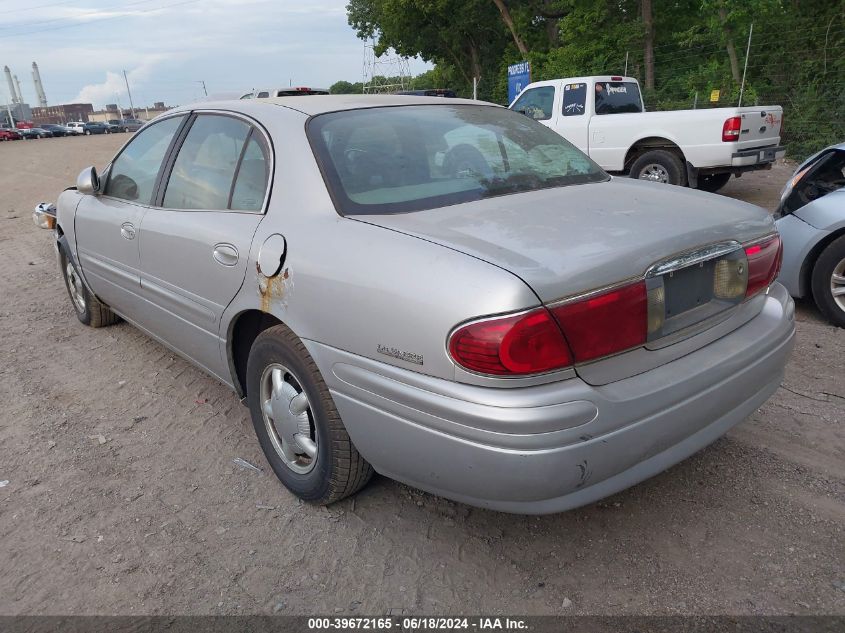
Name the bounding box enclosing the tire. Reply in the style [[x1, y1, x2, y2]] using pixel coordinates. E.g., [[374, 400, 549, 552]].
[[811, 235, 845, 328], [60, 252, 119, 327], [629, 149, 686, 186], [123, 127, 130, 133], [84, 130, 91, 136], [246, 324, 373, 504], [697, 173, 732, 193]]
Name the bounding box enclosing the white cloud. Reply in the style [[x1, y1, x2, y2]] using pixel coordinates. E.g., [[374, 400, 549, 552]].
[[74, 54, 169, 107], [0, 0, 432, 107]]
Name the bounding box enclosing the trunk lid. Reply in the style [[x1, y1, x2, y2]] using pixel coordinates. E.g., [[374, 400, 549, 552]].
[[355, 177, 777, 384], [354, 177, 774, 304]]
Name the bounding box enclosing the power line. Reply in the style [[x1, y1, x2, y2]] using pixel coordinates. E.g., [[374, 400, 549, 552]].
[[0, 0, 82, 15], [0, 0, 203, 38]]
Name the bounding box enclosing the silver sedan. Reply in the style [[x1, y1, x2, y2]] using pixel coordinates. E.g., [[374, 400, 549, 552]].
[[775, 142, 845, 327], [33, 96, 795, 513]]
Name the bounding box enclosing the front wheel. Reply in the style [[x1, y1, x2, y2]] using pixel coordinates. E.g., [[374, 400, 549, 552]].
[[629, 150, 686, 186], [84, 130, 91, 136], [60, 252, 119, 327], [811, 235, 845, 328], [246, 324, 373, 504]]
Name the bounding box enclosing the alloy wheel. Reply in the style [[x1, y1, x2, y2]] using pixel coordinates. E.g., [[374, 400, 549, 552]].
[[638, 163, 670, 183], [65, 262, 86, 313], [831, 257, 845, 312], [259, 363, 318, 474]]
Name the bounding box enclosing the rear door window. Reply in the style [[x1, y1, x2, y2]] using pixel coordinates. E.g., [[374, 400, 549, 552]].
[[562, 83, 586, 116], [230, 134, 270, 211], [594, 81, 642, 115], [163, 114, 269, 211]]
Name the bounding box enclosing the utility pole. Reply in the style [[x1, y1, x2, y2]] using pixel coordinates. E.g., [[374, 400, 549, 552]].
[[196, 80, 208, 97], [738, 23, 753, 107], [123, 70, 136, 119]]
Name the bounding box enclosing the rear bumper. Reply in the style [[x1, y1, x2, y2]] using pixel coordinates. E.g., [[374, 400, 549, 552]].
[[732, 145, 785, 167], [306, 284, 795, 514]]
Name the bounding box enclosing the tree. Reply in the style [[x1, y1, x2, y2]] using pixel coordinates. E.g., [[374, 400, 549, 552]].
[[329, 80, 363, 94], [347, 0, 511, 99], [491, 0, 529, 55], [641, 0, 654, 89]]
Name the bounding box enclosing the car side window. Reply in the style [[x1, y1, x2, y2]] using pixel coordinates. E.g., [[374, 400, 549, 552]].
[[230, 134, 269, 211], [103, 115, 185, 204], [511, 86, 555, 121], [163, 114, 267, 211], [562, 83, 586, 116]]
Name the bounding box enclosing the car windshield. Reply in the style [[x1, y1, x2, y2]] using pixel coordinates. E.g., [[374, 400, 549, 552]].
[[308, 104, 608, 215]]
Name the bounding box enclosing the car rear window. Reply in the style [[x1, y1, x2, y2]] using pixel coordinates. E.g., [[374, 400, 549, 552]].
[[594, 81, 643, 115], [307, 104, 608, 215]]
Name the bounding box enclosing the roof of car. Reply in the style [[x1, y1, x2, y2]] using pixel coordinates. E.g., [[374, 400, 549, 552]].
[[173, 94, 492, 117]]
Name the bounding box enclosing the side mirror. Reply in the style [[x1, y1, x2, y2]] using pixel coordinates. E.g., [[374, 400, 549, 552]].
[[76, 166, 100, 195]]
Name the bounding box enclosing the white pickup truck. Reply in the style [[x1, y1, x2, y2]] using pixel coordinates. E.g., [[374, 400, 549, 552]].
[[509, 75, 785, 192]]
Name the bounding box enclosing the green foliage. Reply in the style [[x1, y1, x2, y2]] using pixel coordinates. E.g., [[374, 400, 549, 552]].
[[329, 80, 363, 94], [343, 0, 844, 159]]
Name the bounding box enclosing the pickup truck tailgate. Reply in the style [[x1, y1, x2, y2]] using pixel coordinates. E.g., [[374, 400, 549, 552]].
[[736, 106, 782, 149]]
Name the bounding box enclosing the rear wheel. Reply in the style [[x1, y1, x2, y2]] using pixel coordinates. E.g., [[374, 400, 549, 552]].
[[697, 173, 732, 193], [629, 150, 686, 186], [811, 235, 845, 328], [246, 324, 373, 504], [60, 252, 119, 327]]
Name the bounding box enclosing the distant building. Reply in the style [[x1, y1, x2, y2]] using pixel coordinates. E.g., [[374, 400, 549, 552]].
[[90, 102, 173, 123], [32, 103, 94, 125], [1, 103, 33, 127]]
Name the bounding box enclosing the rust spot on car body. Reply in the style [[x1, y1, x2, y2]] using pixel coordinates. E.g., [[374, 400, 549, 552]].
[[258, 267, 291, 313]]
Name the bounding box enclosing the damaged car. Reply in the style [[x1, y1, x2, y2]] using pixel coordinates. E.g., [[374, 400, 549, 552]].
[[775, 142, 845, 327], [34, 96, 794, 513]]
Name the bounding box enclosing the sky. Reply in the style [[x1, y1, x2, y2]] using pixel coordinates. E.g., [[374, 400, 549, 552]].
[[0, 0, 431, 109]]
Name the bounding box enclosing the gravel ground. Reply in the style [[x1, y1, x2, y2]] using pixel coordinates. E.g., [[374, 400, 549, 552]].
[[0, 135, 842, 616]]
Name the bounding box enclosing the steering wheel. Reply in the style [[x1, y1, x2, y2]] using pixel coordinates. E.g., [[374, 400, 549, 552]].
[[443, 144, 493, 180]]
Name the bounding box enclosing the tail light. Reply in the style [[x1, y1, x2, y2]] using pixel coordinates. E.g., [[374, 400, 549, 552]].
[[449, 281, 648, 376], [745, 235, 782, 297], [448, 308, 572, 375], [549, 281, 647, 363], [449, 237, 781, 377], [722, 116, 741, 142]]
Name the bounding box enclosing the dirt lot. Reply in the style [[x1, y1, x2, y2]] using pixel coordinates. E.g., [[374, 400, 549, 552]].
[[0, 135, 843, 616]]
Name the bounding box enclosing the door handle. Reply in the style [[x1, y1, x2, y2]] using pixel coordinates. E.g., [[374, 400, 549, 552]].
[[120, 222, 136, 240], [213, 243, 239, 267]]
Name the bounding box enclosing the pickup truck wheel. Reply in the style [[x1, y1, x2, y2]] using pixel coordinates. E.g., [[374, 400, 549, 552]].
[[60, 252, 119, 327], [811, 236, 845, 328], [630, 150, 686, 186], [697, 173, 732, 193], [246, 324, 374, 504]]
